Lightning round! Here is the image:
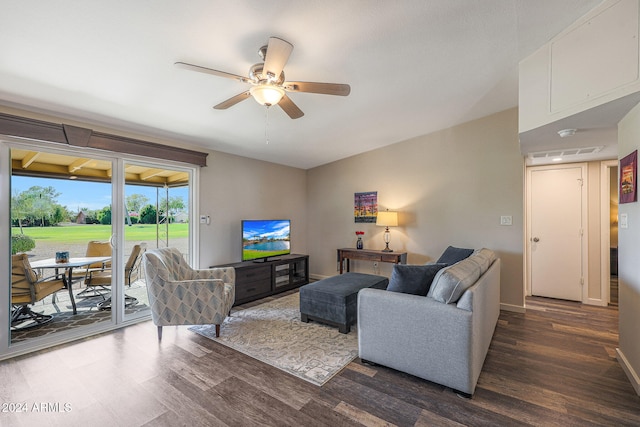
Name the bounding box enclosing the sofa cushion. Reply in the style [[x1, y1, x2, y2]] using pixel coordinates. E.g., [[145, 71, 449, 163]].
[[386, 263, 447, 296], [436, 246, 474, 265], [469, 248, 496, 275], [428, 257, 481, 303]]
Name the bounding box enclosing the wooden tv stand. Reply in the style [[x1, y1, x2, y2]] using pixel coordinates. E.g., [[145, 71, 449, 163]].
[[211, 254, 309, 305], [337, 248, 407, 274]]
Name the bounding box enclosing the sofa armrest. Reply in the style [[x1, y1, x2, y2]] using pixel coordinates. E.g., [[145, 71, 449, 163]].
[[358, 288, 474, 393]]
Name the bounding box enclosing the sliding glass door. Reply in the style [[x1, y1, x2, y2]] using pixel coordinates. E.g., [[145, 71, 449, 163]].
[[121, 160, 192, 323], [1, 139, 196, 357], [7, 144, 117, 347]]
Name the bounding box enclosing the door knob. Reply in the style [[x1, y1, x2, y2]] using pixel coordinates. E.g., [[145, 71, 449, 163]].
[[532, 237, 540, 242]]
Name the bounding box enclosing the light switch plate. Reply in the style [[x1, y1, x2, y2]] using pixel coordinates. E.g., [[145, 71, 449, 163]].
[[500, 215, 513, 226], [199, 215, 207, 224], [620, 213, 628, 229]]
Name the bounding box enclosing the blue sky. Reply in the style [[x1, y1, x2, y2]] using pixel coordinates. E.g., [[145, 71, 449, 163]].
[[12, 176, 188, 212], [242, 220, 291, 240]]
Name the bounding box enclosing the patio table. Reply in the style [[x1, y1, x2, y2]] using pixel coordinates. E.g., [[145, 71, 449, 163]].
[[30, 256, 111, 315]]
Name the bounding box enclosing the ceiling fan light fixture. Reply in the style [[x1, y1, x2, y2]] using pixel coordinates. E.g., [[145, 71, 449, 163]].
[[250, 84, 285, 106]]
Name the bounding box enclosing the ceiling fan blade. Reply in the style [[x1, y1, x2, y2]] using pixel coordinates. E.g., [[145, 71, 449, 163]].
[[284, 81, 350, 96], [214, 91, 251, 110], [278, 94, 304, 119], [175, 62, 249, 83], [263, 37, 293, 81]]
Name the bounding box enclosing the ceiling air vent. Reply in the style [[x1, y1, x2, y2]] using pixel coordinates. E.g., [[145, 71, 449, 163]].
[[528, 146, 604, 160]]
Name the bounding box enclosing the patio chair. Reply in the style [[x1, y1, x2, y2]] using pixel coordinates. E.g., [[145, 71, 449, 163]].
[[11, 253, 65, 330], [85, 243, 147, 310], [76, 240, 112, 297], [143, 247, 235, 340]]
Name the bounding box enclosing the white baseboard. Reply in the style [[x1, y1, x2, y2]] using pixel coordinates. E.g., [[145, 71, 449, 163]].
[[616, 348, 640, 396], [585, 298, 608, 307], [500, 303, 526, 313], [309, 273, 332, 281]]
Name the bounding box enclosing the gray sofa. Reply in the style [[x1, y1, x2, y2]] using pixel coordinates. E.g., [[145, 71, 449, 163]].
[[357, 249, 500, 396]]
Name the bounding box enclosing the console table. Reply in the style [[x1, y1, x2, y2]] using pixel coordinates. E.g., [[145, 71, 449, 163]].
[[337, 248, 407, 274]]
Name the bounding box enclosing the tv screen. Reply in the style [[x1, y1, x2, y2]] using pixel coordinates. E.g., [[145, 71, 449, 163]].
[[242, 219, 291, 261]]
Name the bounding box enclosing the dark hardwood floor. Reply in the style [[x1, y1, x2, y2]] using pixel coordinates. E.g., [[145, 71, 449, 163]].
[[1, 293, 638, 426]]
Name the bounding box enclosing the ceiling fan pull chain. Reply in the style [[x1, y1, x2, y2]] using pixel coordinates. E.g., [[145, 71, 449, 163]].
[[265, 106, 270, 144]]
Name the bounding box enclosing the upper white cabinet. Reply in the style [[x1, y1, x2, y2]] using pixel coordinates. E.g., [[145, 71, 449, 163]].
[[520, 0, 640, 133]]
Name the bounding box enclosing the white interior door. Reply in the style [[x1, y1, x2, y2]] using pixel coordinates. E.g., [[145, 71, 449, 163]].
[[529, 165, 585, 301]]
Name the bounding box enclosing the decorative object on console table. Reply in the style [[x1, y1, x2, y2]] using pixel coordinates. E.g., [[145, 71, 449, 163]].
[[376, 209, 398, 252], [620, 150, 637, 204], [355, 231, 364, 249], [337, 248, 407, 274]]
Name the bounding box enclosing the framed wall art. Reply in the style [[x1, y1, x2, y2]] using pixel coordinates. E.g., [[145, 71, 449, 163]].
[[620, 150, 637, 204], [354, 191, 378, 223]]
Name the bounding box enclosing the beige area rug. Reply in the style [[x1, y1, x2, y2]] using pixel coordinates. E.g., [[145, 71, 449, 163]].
[[189, 292, 358, 386]]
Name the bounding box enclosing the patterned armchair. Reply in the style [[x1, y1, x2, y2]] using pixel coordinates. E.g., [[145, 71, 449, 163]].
[[143, 247, 235, 340]]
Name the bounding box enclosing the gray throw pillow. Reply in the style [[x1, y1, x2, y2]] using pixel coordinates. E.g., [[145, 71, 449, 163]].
[[469, 248, 496, 275], [436, 246, 474, 265], [428, 258, 481, 303], [386, 263, 447, 296]]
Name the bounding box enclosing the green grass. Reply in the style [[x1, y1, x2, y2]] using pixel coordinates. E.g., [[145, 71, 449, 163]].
[[242, 249, 290, 261], [11, 223, 189, 243]]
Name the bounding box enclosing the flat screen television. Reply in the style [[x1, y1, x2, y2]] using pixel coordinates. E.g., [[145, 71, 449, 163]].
[[242, 219, 291, 262]]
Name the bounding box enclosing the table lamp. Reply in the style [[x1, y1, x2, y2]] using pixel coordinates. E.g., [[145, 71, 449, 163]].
[[376, 210, 398, 252]]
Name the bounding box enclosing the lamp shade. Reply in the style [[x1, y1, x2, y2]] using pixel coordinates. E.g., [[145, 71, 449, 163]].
[[376, 211, 398, 227], [250, 84, 285, 106]]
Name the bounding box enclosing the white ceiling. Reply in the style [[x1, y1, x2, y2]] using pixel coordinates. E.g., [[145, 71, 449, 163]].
[[0, 0, 604, 169]]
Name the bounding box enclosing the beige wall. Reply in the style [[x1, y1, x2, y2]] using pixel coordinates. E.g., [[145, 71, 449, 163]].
[[307, 108, 525, 308], [2, 105, 525, 309], [617, 101, 640, 394], [199, 151, 307, 266]]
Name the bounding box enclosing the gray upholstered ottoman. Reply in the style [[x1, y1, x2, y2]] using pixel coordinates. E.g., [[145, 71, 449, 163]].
[[299, 272, 389, 333]]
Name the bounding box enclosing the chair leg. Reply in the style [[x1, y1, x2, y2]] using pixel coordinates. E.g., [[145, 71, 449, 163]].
[[215, 324, 220, 337], [11, 305, 54, 330], [157, 325, 163, 340]]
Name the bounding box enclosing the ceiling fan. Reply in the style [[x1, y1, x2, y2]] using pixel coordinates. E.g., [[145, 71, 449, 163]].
[[175, 37, 350, 119]]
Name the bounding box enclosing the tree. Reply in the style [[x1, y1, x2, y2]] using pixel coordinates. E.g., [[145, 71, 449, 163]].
[[126, 194, 149, 213], [160, 195, 186, 222], [31, 186, 59, 226], [97, 206, 111, 225], [11, 186, 60, 227], [139, 204, 157, 224], [51, 205, 67, 224], [11, 190, 31, 232], [159, 196, 185, 213], [126, 193, 150, 226]]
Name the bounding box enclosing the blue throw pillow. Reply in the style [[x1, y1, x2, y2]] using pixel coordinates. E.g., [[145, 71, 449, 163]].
[[436, 246, 474, 265], [386, 264, 448, 296]]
